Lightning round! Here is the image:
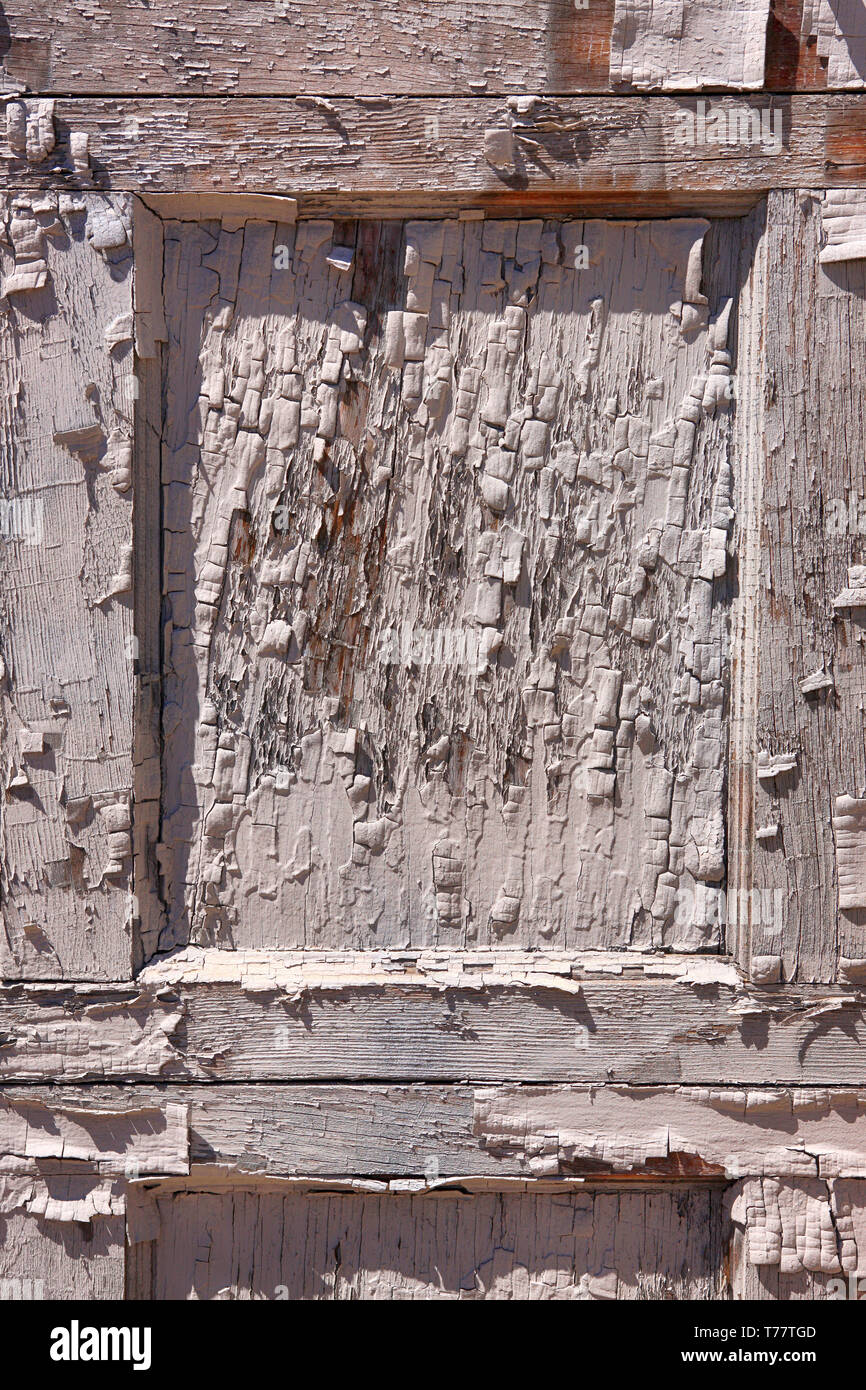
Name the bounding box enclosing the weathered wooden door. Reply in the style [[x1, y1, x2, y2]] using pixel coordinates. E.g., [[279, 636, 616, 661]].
[[3, 0, 866, 1309]]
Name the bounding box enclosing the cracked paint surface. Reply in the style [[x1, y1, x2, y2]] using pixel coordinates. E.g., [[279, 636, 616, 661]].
[[159, 213, 740, 955], [0, 191, 137, 979]]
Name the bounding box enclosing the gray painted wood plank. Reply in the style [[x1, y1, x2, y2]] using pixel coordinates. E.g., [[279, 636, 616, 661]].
[[9, 1081, 866, 1181], [4, 959, 866, 1083]]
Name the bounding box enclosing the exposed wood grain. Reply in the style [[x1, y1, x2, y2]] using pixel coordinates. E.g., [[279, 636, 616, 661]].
[[12, 1082, 866, 1181], [0, 96, 863, 211], [154, 191, 770, 220], [0, 0, 844, 97], [0, 1, 615, 98], [9, 1084, 481, 1179], [126, 1182, 729, 1299], [5, 953, 866, 1084], [166, 979, 866, 1085]]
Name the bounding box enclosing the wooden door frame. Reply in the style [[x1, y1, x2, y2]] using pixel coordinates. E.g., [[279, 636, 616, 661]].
[[2, 7, 866, 1295]]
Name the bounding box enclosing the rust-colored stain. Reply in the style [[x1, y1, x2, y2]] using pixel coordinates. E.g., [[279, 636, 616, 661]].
[[230, 511, 256, 567], [460, 186, 758, 223], [826, 99, 866, 173], [562, 1153, 727, 1180], [543, 0, 613, 92], [318, 491, 365, 709], [651, 1152, 728, 1179], [766, 0, 828, 90]]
